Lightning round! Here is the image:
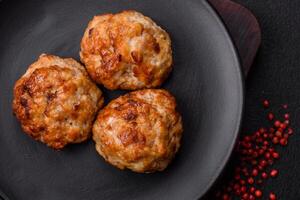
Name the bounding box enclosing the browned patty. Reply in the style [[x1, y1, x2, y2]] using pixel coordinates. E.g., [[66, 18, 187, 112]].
[[93, 89, 183, 173], [80, 10, 173, 90], [13, 54, 104, 149]]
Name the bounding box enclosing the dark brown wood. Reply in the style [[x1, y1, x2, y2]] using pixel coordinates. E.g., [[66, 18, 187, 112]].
[[208, 0, 261, 75]]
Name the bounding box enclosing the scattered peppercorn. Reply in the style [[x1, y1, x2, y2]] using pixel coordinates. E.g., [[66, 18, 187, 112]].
[[270, 169, 278, 177], [284, 113, 289, 119], [215, 100, 293, 199], [288, 128, 293, 135], [284, 120, 290, 125], [274, 120, 281, 128], [280, 123, 287, 129], [248, 177, 254, 184], [269, 192, 276, 200], [252, 169, 258, 177], [255, 190, 262, 198], [272, 152, 279, 159], [279, 138, 288, 146], [268, 113, 274, 121], [275, 131, 282, 138], [272, 137, 279, 144], [261, 172, 268, 179], [250, 186, 255, 193], [263, 100, 270, 108]]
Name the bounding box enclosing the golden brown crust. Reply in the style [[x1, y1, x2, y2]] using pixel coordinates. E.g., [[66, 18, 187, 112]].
[[80, 10, 173, 90], [12, 54, 104, 149], [93, 89, 183, 173]]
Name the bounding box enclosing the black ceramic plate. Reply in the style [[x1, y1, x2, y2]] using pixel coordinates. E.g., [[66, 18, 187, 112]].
[[0, 0, 243, 199]]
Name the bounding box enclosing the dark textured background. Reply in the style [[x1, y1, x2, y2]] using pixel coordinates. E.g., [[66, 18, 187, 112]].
[[205, 0, 300, 199]]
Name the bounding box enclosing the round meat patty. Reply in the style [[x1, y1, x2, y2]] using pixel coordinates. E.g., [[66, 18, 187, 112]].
[[80, 10, 173, 90], [13, 54, 104, 149], [93, 89, 183, 173]]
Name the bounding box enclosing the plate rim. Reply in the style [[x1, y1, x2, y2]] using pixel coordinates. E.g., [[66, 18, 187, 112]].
[[196, 0, 245, 199]]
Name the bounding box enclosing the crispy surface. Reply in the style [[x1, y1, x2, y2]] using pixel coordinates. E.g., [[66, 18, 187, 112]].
[[80, 10, 173, 90], [93, 89, 183, 173], [13, 54, 104, 149]]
